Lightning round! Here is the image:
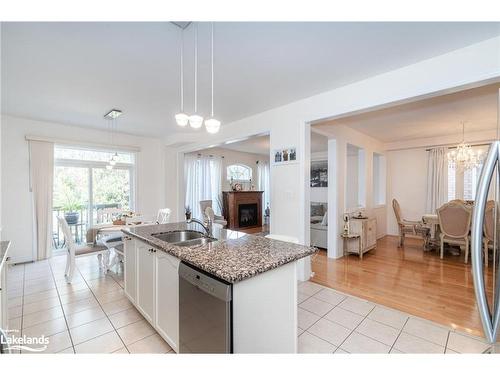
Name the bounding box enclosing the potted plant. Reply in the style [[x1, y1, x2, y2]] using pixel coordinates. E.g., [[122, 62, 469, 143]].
[[185, 206, 192, 220], [63, 201, 82, 225]]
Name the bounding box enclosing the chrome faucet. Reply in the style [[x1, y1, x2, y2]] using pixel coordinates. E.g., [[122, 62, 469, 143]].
[[186, 217, 212, 236]]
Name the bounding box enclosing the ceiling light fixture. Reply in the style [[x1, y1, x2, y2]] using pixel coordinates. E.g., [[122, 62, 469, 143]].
[[175, 27, 189, 127], [447, 121, 484, 171], [205, 22, 221, 134], [188, 23, 203, 129], [104, 109, 122, 170]]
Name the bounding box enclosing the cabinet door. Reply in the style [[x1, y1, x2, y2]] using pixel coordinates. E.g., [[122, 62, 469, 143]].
[[124, 237, 137, 303], [155, 252, 180, 352], [136, 243, 156, 324], [366, 219, 377, 248]]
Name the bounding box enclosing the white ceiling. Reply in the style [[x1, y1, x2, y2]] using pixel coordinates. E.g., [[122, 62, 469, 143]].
[[315, 83, 500, 143], [2, 22, 500, 139]]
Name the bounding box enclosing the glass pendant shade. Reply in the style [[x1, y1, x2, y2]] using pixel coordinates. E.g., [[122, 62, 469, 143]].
[[205, 117, 221, 134], [175, 112, 189, 127], [106, 164, 113, 170], [189, 114, 204, 129]]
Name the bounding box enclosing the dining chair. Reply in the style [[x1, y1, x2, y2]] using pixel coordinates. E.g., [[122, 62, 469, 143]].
[[392, 199, 430, 249], [96, 207, 127, 224], [204, 206, 228, 227], [437, 201, 472, 263], [483, 200, 496, 268], [156, 208, 172, 224], [57, 216, 110, 283], [200, 200, 227, 227]]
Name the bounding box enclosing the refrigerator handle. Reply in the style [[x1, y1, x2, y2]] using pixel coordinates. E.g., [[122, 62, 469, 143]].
[[471, 140, 498, 344]]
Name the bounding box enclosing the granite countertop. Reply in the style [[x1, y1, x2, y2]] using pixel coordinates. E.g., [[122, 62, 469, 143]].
[[122, 222, 317, 283], [0, 241, 11, 269]]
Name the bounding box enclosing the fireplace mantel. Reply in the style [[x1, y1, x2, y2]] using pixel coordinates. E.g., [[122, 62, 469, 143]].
[[222, 191, 263, 230]]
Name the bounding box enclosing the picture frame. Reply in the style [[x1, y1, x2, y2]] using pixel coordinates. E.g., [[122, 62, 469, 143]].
[[310, 160, 328, 187], [272, 146, 298, 165]]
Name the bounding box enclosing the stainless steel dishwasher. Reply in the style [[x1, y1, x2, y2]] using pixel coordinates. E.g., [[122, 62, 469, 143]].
[[178, 262, 232, 353]]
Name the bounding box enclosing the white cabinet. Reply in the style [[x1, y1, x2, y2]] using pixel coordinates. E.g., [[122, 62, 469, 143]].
[[155, 251, 180, 352], [345, 218, 377, 258], [136, 242, 156, 324], [124, 236, 137, 303], [124, 238, 180, 352]]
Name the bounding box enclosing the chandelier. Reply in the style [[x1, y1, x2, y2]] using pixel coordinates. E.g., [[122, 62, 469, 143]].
[[447, 121, 484, 171]]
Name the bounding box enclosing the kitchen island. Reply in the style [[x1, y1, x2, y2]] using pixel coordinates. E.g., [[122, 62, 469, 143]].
[[122, 222, 316, 354]]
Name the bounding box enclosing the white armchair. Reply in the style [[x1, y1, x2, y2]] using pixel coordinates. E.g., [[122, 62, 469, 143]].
[[200, 200, 227, 227]]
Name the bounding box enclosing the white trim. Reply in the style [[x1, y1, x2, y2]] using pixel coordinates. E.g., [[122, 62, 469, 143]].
[[25, 134, 141, 153]]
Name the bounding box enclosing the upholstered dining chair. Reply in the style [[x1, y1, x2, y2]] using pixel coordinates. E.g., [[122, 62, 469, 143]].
[[205, 206, 228, 227], [156, 208, 171, 224], [200, 200, 227, 227], [392, 199, 430, 249], [58, 216, 109, 283], [437, 201, 472, 263], [483, 200, 496, 268]]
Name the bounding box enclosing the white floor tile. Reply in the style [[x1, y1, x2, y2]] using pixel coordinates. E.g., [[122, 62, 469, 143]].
[[313, 288, 347, 306], [126, 333, 172, 354], [22, 316, 68, 338], [355, 319, 400, 346], [324, 306, 364, 330], [23, 305, 65, 328], [394, 332, 445, 353], [446, 332, 491, 353], [403, 317, 449, 347], [70, 317, 115, 345], [65, 306, 106, 328], [108, 307, 144, 329], [307, 318, 351, 346], [340, 332, 391, 353], [117, 320, 156, 345], [367, 306, 408, 329], [298, 331, 336, 353], [74, 331, 124, 354], [298, 307, 321, 330], [338, 297, 375, 316], [45, 330, 73, 353], [299, 297, 335, 316], [298, 281, 323, 296]]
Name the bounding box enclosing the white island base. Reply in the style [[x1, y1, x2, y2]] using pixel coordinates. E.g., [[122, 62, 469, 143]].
[[124, 237, 299, 354]]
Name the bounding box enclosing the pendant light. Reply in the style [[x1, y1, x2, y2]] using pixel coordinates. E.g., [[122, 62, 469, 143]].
[[175, 27, 189, 127], [188, 23, 203, 128], [104, 109, 122, 170], [205, 22, 221, 134]]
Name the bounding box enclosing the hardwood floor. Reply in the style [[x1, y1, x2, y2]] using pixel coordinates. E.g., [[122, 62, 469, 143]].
[[238, 224, 269, 235], [311, 235, 497, 338]]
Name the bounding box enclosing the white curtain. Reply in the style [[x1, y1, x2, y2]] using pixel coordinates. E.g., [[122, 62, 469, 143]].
[[29, 140, 54, 260], [184, 154, 222, 219], [426, 147, 448, 214], [258, 160, 270, 215], [210, 157, 222, 215]]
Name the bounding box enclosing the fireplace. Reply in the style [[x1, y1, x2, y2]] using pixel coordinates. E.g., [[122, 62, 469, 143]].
[[238, 203, 258, 228], [222, 191, 263, 229]]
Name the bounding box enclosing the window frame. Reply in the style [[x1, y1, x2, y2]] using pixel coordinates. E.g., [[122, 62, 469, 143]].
[[226, 163, 253, 182], [54, 146, 136, 228]]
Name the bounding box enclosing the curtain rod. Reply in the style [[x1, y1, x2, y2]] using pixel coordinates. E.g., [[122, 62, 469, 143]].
[[425, 143, 491, 152], [25, 135, 141, 152]]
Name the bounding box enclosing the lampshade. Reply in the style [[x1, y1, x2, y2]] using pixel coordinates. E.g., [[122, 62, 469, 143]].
[[205, 117, 221, 134], [175, 112, 189, 127], [189, 114, 204, 129]]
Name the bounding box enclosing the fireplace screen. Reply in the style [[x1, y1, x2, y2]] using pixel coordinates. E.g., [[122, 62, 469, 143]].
[[238, 203, 258, 227]]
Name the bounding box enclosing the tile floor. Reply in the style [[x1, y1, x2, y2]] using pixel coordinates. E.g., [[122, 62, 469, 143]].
[[6, 254, 173, 354], [5, 255, 493, 354], [297, 281, 493, 354]]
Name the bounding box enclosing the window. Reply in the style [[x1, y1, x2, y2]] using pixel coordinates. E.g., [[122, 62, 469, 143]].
[[447, 160, 483, 201], [53, 146, 135, 248], [372, 153, 386, 206], [227, 164, 252, 181]]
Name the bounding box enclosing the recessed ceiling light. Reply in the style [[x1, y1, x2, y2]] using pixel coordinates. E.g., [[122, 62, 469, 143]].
[[104, 109, 122, 120]]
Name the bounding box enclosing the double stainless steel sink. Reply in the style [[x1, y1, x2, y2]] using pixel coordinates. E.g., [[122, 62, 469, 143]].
[[152, 230, 217, 247]]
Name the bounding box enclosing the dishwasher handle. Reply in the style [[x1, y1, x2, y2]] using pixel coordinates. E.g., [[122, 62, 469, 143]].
[[179, 262, 232, 302]]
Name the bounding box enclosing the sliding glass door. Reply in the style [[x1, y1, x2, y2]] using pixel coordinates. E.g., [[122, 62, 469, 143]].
[[52, 146, 135, 249]]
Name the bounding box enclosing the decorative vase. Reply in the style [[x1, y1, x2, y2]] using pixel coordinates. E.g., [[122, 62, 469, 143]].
[[64, 212, 79, 225]]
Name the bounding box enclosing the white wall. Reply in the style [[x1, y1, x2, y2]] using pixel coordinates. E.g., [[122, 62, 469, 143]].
[[386, 148, 428, 236], [1, 115, 172, 263]]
